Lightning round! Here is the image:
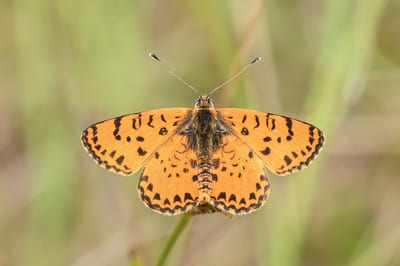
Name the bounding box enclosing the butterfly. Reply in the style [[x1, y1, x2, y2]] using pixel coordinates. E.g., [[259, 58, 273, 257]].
[[81, 54, 325, 216]]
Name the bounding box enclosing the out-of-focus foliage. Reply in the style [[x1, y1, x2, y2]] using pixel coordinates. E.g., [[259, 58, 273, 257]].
[[1, 0, 399, 265]]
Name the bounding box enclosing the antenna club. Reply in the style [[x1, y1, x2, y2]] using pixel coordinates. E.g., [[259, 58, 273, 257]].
[[149, 53, 161, 61], [149, 53, 201, 95], [251, 56, 262, 64]]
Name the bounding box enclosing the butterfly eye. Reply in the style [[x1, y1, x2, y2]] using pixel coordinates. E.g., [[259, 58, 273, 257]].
[[184, 124, 195, 133]]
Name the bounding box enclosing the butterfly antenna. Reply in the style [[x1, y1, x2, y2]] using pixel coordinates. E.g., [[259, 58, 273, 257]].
[[149, 53, 200, 95], [208, 56, 262, 96]]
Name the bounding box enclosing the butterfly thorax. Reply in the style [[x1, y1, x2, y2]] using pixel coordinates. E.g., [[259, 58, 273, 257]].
[[185, 95, 221, 153]]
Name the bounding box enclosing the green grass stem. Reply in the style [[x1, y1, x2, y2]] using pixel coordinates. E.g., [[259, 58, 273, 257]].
[[155, 214, 191, 266]]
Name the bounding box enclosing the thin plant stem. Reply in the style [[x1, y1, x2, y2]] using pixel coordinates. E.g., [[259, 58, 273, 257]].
[[155, 214, 191, 266]]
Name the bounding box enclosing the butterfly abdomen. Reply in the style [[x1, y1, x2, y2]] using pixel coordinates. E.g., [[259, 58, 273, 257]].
[[195, 157, 213, 202]]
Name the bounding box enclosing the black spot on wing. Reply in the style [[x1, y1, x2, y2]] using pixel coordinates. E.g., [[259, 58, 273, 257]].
[[139, 175, 149, 183], [137, 147, 147, 156], [217, 192, 226, 200], [241, 127, 249, 135], [283, 155, 292, 166], [174, 195, 182, 203], [159, 127, 168, 135], [285, 117, 294, 136], [116, 155, 125, 165], [147, 115, 154, 128], [254, 115, 260, 128], [260, 174, 268, 182], [309, 125, 315, 137], [263, 136, 271, 142], [229, 194, 237, 203], [91, 125, 98, 136], [113, 116, 122, 140], [161, 114, 167, 123], [131, 118, 137, 129], [266, 114, 276, 130], [184, 193, 194, 201], [260, 147, 270, 156]]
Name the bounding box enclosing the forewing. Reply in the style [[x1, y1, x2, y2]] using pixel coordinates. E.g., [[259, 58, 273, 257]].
[[81, 108, 192, 175], [218, 108, 325, 175], [211, 134, 270, 215], [137, 134, 199, 215]]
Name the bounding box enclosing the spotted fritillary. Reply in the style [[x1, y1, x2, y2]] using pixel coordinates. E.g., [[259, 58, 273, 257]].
[[81, 56, 325, 216]]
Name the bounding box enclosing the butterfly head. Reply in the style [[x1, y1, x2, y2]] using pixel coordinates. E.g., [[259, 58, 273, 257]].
[[195, 94, 214, 110]]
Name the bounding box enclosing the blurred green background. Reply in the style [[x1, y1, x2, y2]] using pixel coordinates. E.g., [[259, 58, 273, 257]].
[[1, 0, 400, 265]]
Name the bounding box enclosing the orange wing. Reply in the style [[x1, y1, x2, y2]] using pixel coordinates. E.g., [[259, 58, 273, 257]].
[[218, 108, 325, 175], [137, 134, 199, 215], [210, 134, 270, 215], [81, 108, 192, 175]]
